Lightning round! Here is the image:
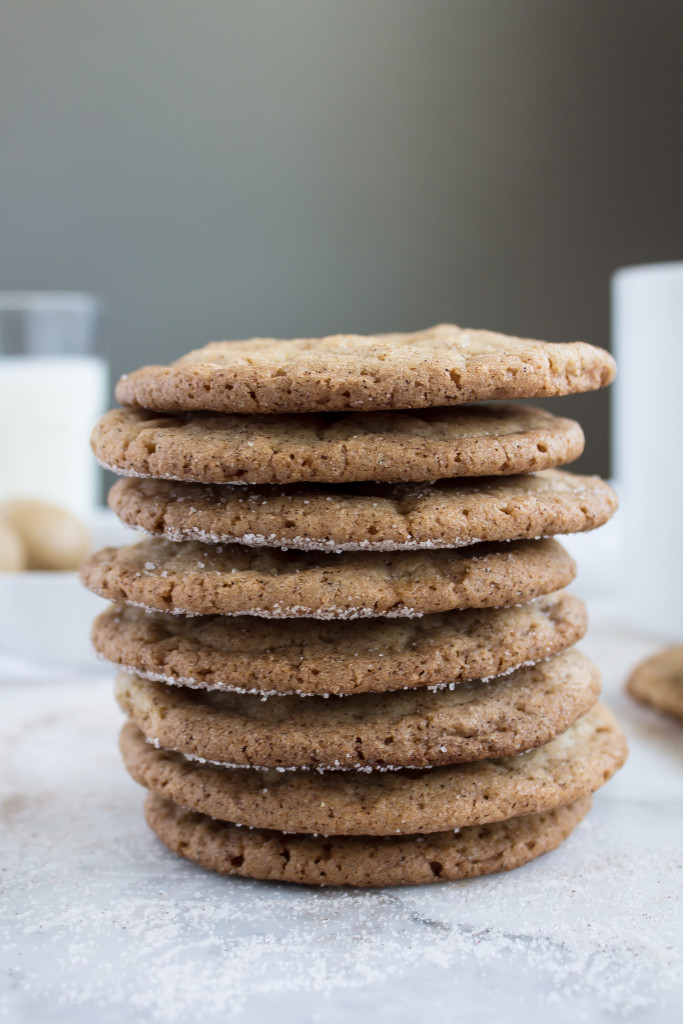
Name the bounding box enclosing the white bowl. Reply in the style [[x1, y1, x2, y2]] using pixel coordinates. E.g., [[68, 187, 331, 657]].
[[0, 508, 131, 668]]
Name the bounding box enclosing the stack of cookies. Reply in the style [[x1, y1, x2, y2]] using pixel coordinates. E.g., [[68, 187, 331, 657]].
[[81, 324, 627, 887]]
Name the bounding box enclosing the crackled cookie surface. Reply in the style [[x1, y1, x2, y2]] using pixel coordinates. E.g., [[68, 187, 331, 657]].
[[108, 470, 617, 552], [120, 703, 627, 835], [145, 793, 593, 886], [92, 404, 584, 486], [81, 537, 576, 619], [93, 591, 587, 696], [115, 649, 600, 769], [115, 323, 615, 414]]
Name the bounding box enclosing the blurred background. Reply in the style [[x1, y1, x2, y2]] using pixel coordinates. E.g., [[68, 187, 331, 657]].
[[1, 0, 682, 474]]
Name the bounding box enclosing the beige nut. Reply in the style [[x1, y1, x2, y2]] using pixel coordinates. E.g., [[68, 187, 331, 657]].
[[0, 516, 26, 572], [0, 500, 90, 571]]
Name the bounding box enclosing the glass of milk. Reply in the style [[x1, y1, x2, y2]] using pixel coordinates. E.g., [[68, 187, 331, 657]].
[[0, 293, 108, 515]]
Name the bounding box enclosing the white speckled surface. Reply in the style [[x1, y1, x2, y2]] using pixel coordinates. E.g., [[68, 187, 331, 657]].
[[1, 541, 682, 1021]]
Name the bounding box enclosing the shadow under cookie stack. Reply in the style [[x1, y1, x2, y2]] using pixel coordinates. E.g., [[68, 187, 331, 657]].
[[82, 324, 627, 887]]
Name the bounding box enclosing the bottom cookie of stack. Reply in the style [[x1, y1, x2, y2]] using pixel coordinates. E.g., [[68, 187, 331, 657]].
[[121, 699, 627, 887], [144, 793, 593, 888]]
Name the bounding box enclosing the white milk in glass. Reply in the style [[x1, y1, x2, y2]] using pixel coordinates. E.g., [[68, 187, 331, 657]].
[[0, 355, 108, 515]]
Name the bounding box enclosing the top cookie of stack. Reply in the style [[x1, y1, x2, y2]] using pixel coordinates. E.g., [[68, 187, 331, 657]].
[[113, 322, 614, 414], [82, 323, 625, 888]]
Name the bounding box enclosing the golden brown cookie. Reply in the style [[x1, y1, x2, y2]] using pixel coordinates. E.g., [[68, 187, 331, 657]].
[[92, 405, 584, 486], [81, 536, 576, 619], [120, 703, 627, 835], [626, 646, 683, 723], [108, 470, 617, 552], [92, 591, 587, 696], [115, 649, 601, 770], [145, 792, 593, 887], [115, 323, 615, 414]]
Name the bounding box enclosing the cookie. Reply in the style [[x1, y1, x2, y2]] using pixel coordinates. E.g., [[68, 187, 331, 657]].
[[108, 470, 617, 553], [93, 591, 587, 696], [120, 703, 626, 834], [91, 405, 584, 486], [626, 646, 683, 724], [115, 649, 600, 770], [81, 536, 576, 619], [114, 323, 616, 415], [144, 792, 593, 887]]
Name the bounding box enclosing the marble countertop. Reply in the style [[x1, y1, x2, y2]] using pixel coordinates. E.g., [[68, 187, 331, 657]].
[[1, 592, 682, 1023]]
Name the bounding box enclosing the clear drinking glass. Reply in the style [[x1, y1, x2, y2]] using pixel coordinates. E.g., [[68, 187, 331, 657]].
[[0, 293, 108, 514]]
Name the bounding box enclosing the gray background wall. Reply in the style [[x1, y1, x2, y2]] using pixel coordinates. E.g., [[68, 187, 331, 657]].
[[2, 0, 682, 474]]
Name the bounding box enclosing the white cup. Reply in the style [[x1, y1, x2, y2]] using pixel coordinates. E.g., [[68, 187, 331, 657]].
[[612, 261, 683, 639]]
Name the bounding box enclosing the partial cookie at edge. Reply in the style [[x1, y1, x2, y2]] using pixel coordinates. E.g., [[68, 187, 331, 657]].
[[626, 645, 683, 724]]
